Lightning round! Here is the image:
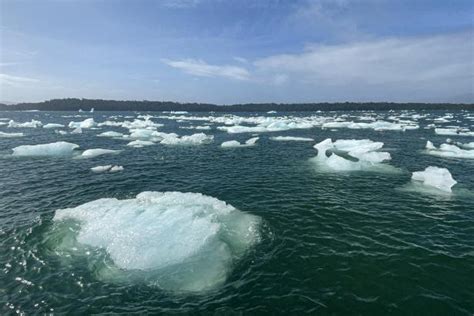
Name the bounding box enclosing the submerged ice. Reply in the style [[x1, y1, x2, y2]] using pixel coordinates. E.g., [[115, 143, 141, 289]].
[[51, 192, 261, 292]]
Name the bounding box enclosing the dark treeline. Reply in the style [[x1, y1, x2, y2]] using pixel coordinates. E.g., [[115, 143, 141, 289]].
[[1, 98, 473, 112]]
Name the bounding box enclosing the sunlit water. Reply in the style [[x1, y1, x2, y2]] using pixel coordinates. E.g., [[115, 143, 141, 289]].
[[0, 110, 473, 315]]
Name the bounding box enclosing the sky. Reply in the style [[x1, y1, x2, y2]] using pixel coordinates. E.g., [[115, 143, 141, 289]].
[[0, 0, 473, 104]]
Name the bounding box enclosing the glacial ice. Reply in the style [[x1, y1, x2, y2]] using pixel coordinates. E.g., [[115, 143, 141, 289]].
[[411, 166, 457, 193], [435, 128, 474, 136], [311, 138, 392, 171], [68, 118, 96, 129], [43, 123, 65, 129], [8, 119, 42, 128], [0, 131, 24, 138], [80, 148, 121, 158], [270, 136, 314, 142], [160, 133, 214, 145], [126, 140, 155, 148], [424, 141, 474, 159], [91, 165, 112, 173], [221, 137, 259, 148], [98, 131, 124, 138], [12, 142, 79, 157], [109, 165, 124, 172], [51, 191, 261, 292]]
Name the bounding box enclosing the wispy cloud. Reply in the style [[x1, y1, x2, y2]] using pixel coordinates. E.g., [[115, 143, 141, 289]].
[[254, 32, 474, 87], [0, 73, 39, 87], [162, 58, 251, 81], [161, 0, 201, 8]]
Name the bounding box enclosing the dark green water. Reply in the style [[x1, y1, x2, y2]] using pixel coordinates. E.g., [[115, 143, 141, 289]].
[[0, 110, 473, 315]]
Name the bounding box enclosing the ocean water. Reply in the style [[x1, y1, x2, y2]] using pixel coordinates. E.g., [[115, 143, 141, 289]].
[[0, 110, 473, 315]]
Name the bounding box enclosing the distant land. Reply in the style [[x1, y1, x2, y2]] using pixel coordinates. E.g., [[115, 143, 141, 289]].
[[0, 98, 473, 112]]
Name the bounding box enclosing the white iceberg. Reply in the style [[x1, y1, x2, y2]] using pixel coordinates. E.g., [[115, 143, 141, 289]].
[[98, 131, 124, 138], [12, 141, 79, 157], [311, 138, 392, 171], [411, 166, 457, 193], [68, 118, 96, 129], [109, 165, 124, 173], [51, 191, 261, 292], [160, 133, 214, 145], [91, 165, 112, 173], [8, 119, 42, 128], [0, 131, 24, 138], [43, 123, 65, 129], [270, 136, 314, 142], [221, 137, 259, 148], [80, 148, 121, 158], [425, 141, 474, 159], [126, 140, 155, 148]]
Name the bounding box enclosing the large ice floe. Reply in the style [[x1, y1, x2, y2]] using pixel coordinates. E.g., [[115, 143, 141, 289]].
[[411, 166, 457, 193], [221, 137, 259, 148], [12, 141, 79, 157], [50, 191, 261, 292], [311, 138, 393, 171], [425, 141, 474, 159]]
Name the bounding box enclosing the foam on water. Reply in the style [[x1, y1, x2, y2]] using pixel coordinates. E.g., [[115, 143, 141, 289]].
[[11, 141, 79, 157], [50, 192, 261, 292]]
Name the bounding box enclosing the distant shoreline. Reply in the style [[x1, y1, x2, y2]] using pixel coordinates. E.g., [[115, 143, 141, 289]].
[[1, 98, 473, 112]]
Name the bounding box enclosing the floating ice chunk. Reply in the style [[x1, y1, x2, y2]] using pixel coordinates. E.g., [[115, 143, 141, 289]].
[[221, 140, 241, 148], [68, 118, 96, 129], [98, 131, 124, 138], [424, 141, 474, 159], [245, 137, 259, 145], [43, 123, 65, 129], [270, 136, 314, 142], [160, 133, 214, 145], [91, 165, 112, 173], [81, 149, 121, 158], [12, 141, 79, 157], [71, 127, 82, 134], [0, 131, 24, 138], [109, 165, 124, 173], [311, 138, 392, 171], [51, 191, 261, 292], [411, 166, 457, 193], [221, 137, 259, 148], [8, 119, 42, 128], [126, 140, 155, 148]]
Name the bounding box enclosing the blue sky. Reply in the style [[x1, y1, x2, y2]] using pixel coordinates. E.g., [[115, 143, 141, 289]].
[[0, 0, 473, 104]]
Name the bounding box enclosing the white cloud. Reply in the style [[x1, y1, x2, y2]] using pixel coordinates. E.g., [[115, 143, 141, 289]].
[[0, 73, 39, 87], [162, 58, 251, 81], [254, 32, 474, 88]]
